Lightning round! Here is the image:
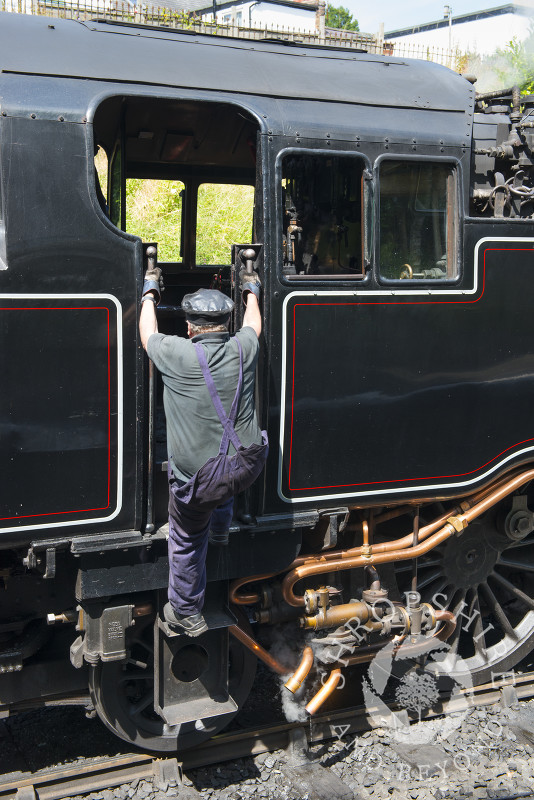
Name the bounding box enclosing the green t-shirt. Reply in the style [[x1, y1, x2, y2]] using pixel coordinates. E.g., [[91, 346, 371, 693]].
[[147, 326, 262, 481]]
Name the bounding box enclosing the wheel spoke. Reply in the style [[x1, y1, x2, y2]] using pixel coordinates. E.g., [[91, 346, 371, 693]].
[[491, 570, 534, 611], [468, 588, 488, 657], [479, 581, 518, 640], [118, 670, 155, 683], [446, 591, 467, 653], [395, 559, 443, 574], [506, 536, 534, 549], [426, 578, 449, 602], [129, 690, 154, 718], [415, 569, 443, 592], [392, 516, 534, 680], [497, 558, 534, 573]]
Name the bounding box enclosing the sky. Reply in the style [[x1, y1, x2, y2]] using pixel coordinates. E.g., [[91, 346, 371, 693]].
[[345, 0, 533, 34]]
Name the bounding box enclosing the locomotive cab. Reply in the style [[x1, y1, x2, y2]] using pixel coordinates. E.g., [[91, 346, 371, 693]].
[[2, 13, 534, 755], [92, 94, 263, 528]]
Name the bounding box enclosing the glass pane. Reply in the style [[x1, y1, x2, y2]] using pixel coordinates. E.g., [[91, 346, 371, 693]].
[[379, 161, 457, 281], [281, 153, 364, 278], [125, 179, 185, 262], [196, 183, 254, 265]]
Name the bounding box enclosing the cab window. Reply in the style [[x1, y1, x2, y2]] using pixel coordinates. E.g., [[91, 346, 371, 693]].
[[281, 153, 367, 279], [126, 178, 185, 263], [379, 160, 458, 281]]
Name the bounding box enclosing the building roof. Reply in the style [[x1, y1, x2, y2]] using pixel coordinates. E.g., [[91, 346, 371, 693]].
[[385, 2, 533, 38]]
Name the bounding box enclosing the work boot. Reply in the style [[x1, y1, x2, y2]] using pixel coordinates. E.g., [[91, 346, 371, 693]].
[[163, 602, 208, 637], [208, 529, 229, 545]]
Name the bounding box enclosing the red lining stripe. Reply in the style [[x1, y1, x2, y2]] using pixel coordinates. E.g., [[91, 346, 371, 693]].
[[0, 305, 113, 522], [287, 248, 534, 492]]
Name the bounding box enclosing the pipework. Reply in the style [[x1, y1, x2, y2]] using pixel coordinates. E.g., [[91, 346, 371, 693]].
[[282, 467, 534, 607], [230, 468, 525, 609]]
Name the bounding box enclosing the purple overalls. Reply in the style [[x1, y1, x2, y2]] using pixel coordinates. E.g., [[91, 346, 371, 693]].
[[167, 337, 268, 615]]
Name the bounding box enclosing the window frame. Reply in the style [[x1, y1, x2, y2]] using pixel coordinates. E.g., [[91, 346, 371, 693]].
[[275, 147, 373, 285], [375, 153, 462, 287]]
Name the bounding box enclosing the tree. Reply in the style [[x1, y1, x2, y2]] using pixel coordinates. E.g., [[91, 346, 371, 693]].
[[496, 34, 534, 94], [325, 5, 359, 31]]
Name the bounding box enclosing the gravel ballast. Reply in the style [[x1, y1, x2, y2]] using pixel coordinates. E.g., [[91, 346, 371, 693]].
[[3, 695, 534, 799]]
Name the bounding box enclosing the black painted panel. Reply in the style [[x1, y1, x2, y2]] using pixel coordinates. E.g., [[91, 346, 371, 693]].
[[281, 243, 534, 501], [0, 116, 143, 545], [0, 298, 119, 527]]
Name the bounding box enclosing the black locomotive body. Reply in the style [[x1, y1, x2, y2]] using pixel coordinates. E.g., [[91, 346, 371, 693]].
[[1, 12, 534, 751]]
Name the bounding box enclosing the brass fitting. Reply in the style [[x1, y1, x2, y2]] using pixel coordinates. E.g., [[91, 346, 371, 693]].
[[446, 515, 468, 533], [301, 600, 370, 631], [304, 586, 331, 616]]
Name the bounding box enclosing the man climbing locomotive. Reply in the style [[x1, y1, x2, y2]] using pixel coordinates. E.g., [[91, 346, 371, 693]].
[[139, 267, 268, 637]]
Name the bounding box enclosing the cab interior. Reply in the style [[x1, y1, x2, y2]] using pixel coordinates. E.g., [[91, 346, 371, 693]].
[[94, 94, 261, 331], [93, 95, 261, 523]]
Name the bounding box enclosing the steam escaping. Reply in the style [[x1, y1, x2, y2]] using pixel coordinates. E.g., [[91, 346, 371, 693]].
[[281, 680, 308, 723], [461, 23, 534, 94], [264, 623, 313, 723]]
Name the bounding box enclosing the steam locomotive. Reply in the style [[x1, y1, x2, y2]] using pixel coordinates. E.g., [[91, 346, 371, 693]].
[[1, 11, 534, 752]]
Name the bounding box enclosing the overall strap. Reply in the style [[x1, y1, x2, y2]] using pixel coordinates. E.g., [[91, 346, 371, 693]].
[[193, 337, 244, 454]]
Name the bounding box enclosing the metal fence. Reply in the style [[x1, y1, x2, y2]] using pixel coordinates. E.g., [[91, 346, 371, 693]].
[[1, 1, 458, 67]]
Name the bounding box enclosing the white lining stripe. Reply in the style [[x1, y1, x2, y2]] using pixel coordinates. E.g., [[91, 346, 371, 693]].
[[0, 294, 123, 533], [278, 236, 534, 504]]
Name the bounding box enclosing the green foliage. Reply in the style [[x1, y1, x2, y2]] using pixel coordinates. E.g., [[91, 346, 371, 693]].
[[159, 7, 195, 29], [495, 33, 534, 94], [123, 179, 254, 264], [196, 184, 254, 265], [126, 179, 185, 262], [325, 4, 359, 31]]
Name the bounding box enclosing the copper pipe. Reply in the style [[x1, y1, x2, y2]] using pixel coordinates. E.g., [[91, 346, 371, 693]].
[[282, 467, 534, 607], [350, 468, 526, 556], [230, 490, 483, 604], [411, 506, 420, 594], [230, 572, 275, 605], [282, 469, 534, 606], [363, 504, 415, 527], [362, 519, 369, 547], [434, 609, 456, 642], [294, 496, 477, 565], [284, 646, 314, 694], [230, 467, 530, 607], [229, 625, 288, 676], [283, 525, 456, 606], [342, 610, 456, 667], [229, 500, 474, 605], [305, 669, 342, 715], [462, 468, 534, 522]]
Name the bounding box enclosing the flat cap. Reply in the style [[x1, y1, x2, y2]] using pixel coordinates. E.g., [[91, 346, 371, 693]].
[[181, 289, 234, 325]]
